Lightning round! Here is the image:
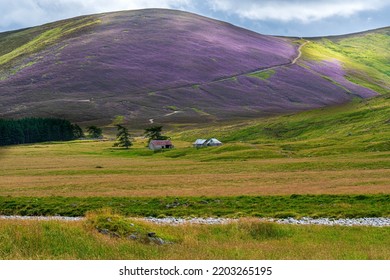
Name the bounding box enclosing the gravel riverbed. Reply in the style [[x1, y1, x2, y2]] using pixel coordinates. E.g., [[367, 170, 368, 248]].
[[1, 216, 390, 227], [144, 217, 390, 227], [275, 217, 390, 227]]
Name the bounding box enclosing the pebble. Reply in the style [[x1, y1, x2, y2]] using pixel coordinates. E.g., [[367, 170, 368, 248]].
[[1, 215, 389, 227], [275, 217, 390, 227], [144, 217, 390, 227], [143, 217, 234, 225]]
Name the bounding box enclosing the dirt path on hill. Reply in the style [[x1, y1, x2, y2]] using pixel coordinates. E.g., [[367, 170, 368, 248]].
[[154, 40, 309, 94], [150, 40, 309, 122], [235, 39, 309, 79], [291, 40, 308, 65]]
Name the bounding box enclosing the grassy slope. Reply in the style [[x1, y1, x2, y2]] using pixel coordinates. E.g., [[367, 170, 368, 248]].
[[303, 28, 390, 94], [0, 16, 100, 78], [172, 94, 390, 159]]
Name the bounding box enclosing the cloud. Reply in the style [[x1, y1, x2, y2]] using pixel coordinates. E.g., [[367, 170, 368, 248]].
[[208, 0, 390, 22], [0, 0, 192, 31], [0, 0, 388, 34]]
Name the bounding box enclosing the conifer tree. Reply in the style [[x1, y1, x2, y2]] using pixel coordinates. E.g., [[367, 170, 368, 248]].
[[86, 125, 102, 138], [114, 124, 132, 149], [144, 125, 168, 144]]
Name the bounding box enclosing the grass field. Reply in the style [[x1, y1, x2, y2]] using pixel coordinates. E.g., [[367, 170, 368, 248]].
[[0, 139, 389, 198], [1, 216, 390, 260], [1, 194, 389, 218]]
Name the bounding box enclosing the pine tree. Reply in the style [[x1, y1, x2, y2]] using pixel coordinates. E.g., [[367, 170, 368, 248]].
[[114, 124, 132, 149], [0, 117, 81, 146], [144, 125, 168, 144], [72, 124, 84, 139], [86, 125, 103, 138]]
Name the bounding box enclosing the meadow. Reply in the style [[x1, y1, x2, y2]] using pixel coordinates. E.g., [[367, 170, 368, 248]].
[[1, 139, 389, 198], [1, 215, 390, 260], [0, 94, 389, 259]]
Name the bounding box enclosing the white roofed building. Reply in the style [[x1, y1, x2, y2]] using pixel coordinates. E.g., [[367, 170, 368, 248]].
[[193, 139, 207, 148], [205, 138, 222, 146], [193, 138, 222, 147]]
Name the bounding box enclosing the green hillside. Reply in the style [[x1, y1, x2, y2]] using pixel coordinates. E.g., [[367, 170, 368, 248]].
[[172, 94, 390, 159], [0, 16, 100, 72], [303, 27, 390, 94]]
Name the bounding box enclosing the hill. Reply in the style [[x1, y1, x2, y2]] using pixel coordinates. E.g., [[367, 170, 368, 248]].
[[171, 93, 390, 159], [0, 9, 388, 126]]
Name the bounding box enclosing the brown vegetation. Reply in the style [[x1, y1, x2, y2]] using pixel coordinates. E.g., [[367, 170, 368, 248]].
[[0, 141, 389, 197]]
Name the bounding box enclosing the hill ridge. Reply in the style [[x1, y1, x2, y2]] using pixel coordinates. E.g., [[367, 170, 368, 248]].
[[0, 9, 388, 126]]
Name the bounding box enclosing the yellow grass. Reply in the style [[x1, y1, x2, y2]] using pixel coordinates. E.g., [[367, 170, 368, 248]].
[[0, 140, 389, 197], [1, 218, 389, 260]]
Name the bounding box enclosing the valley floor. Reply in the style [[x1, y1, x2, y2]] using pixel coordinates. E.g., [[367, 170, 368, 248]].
[[0, 140, 389, 197], [0, 114, 389, 259]]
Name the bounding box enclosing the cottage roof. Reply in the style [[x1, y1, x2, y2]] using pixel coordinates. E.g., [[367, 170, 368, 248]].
[[150, 140, 172, 146], [194, 139, 207, 145], [206, 138, 222, 144]]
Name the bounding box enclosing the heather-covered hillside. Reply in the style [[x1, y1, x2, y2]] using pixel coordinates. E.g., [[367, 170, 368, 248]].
[[0, 9, 388, 125]]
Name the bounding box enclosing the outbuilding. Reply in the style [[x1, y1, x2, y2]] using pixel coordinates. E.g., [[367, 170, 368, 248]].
[[205, 138, 222, 146], [193, 139, 208, 148], [193, 138, 223, 148], [148, 140, 174, 151]]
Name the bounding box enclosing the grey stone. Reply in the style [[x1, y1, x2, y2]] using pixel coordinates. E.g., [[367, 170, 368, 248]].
[[98, 229, 110, 235]]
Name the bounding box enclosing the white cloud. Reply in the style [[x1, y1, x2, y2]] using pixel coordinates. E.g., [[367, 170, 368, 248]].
[[1, 0, 389, 32], [208, 0, 390, 22], [0, 0, 192, 31]]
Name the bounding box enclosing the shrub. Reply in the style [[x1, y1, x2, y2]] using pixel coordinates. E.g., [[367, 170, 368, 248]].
[[239, 220, 291, 240], [84, 209, 176, 244]]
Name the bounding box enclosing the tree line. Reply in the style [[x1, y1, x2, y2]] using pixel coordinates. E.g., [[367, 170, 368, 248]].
[[0, 117, 169, 149], [0, 117, 83, 146]]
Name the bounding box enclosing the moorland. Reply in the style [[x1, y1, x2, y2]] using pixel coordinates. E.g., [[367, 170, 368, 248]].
[[0, 9, 389, 260]]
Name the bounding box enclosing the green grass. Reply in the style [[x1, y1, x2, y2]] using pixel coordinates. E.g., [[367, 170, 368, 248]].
[[0, 16, 101, 76], [165, 105, 179, 111], [191, 107, 211, 116], [1, 216, 390, 259], [174, 94, 390, 158], [247, 69, 275, 80], [330, 32, 390, 77], [0, 195, 389, 218], [302, 29, 390, 94]]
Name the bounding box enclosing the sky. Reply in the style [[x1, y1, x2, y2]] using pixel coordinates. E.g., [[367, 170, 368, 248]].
[[1, 0, 390, 36]]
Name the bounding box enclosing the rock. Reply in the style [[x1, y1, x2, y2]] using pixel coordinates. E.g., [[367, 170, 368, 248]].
[[98, 229, 110, 235], [148, 237, 166, 245], [111, 232, 120, 238], [127, 234, 138, 240]]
